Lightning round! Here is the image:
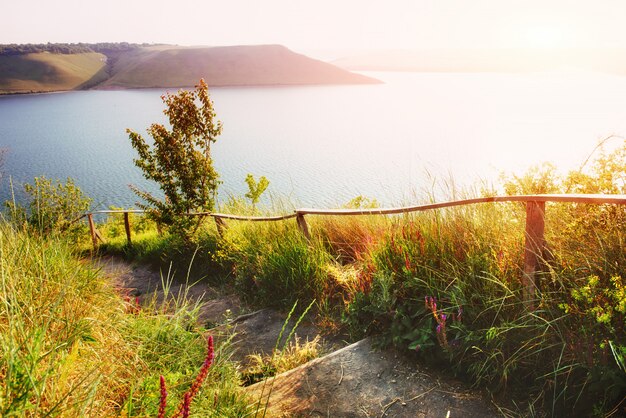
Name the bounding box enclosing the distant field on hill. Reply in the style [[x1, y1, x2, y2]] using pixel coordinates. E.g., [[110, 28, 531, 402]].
[[0, 44, 379, 94], [0, 52, 107, 93]]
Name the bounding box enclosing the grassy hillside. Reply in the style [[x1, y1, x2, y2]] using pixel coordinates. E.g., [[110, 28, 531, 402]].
[[0, 52, 108, 94], [100, 44, 379, 88], [0, 44, 379, 94]]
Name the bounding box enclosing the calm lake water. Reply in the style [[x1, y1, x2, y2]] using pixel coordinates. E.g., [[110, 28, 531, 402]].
[[2, 71, 626, 210]]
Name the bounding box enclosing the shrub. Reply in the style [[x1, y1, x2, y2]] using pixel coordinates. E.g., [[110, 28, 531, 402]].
[[5, 176, 91, 238]]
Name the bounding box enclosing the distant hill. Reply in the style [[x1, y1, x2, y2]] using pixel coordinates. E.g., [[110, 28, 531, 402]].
[[0, 43, 380, 94], [0, 52, 108, 93], [333, 48, 626, 74]]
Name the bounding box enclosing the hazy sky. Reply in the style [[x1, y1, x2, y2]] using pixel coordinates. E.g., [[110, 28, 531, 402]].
[[4, 0, 626, 54]]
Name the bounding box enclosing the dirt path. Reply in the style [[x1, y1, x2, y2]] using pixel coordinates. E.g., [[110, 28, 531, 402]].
[[92, 256, 502, 417], [91, 255, 335, 362], [92, 255, 244, 327]]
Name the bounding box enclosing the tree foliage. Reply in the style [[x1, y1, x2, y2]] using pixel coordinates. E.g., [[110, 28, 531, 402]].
[[244, 174, 269, 209], [127, 79, 223, 234], [0, 42, 145, 56]]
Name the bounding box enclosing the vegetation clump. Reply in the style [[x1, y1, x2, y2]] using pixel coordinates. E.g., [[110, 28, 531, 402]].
[[5, 176, 91, 237]]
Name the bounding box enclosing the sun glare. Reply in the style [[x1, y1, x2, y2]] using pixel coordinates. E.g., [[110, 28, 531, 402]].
[[523, 25, 565, 49]]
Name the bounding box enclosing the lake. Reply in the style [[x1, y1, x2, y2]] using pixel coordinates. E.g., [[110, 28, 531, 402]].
[[1, 71, 626, 210]]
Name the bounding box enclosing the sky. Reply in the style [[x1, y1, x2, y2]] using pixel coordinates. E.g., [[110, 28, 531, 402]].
[[3, 1, 626, 56]]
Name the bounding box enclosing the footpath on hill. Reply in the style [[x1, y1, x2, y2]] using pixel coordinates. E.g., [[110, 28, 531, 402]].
[[93, 256, 502, 417]]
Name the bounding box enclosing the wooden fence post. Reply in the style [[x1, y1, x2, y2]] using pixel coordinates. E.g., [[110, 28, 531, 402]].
[[522, 201, 546, 305], [87, 213, 98, 251], [124, 212, 132, 244], [214, 216, 226, 237], [296, 213, 311, 240]]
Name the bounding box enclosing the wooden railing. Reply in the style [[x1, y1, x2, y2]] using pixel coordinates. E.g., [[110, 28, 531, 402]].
[[81, 194, 626, 302]]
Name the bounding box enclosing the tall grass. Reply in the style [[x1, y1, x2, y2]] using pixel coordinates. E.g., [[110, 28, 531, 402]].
[[199, 198, 623, 415], [338, 196, 625, 416], [0, 221, 249, 417], [0, 221, 133, 416], [215, 221, 330, 310]]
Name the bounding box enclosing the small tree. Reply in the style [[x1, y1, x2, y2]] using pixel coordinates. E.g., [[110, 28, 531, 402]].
[[127, 79, 222, 234], [244, 174, 269, 210]]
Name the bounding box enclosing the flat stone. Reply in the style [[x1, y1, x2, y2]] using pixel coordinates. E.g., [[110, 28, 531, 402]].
[[244, 338, 499, 417]]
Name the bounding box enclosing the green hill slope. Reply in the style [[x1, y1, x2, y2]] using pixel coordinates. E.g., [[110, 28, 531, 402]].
[[0, 44, 379, 94], [0, 52, 107, 94]]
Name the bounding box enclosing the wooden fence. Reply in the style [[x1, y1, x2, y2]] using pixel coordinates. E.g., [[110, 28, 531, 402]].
[[82, 194, 626, 303]]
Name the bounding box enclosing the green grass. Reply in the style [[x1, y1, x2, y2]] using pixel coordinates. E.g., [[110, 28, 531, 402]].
[[4, 192, 624, 416], [0, 53, 108, 93], [0, 222, 249, 417]]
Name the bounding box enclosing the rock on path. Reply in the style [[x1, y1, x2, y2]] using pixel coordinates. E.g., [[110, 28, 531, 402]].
[[245, 338, 500, 418]]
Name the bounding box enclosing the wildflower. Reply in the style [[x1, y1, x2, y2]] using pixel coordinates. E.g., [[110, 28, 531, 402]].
[[169, 335, 215, 418], [181, 392, 191, 418], [404, 251, 412, 271], [425, 296, 449, 349], [158, 375, 167, 418], [436, 317, 448, 349]]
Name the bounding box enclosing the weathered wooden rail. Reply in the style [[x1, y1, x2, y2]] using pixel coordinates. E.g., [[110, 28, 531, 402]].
[[82, 194, 626, 302]]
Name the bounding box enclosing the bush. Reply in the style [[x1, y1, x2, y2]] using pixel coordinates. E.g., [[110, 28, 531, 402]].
[[5, 176, 91, 238]]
